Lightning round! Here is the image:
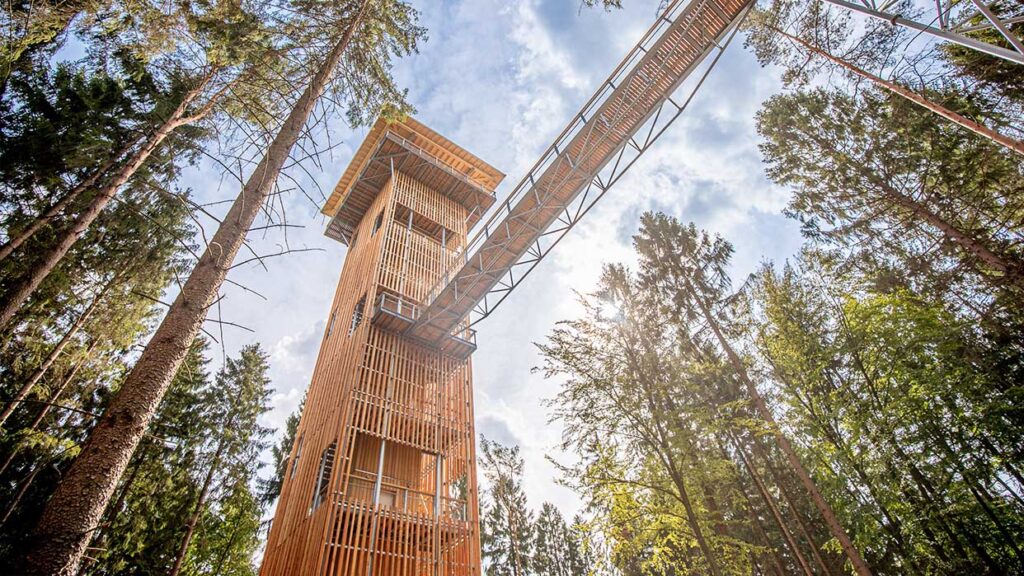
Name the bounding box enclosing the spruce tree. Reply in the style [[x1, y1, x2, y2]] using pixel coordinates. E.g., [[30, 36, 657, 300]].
[[533, 502, 590, 576], [18, 2, 424, 572], [756, 88, 1024, 295], [84, 339, 211, 575], [171, 344, 273, 576], [480, 437, 534, 576], [260, 395, 304, 506], [750, 252, 1024, 572]]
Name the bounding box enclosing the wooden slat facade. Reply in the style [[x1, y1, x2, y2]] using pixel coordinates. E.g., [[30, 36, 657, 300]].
[[260, 122, 500, 576]]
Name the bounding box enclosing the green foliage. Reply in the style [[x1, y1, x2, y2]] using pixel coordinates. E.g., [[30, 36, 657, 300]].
[[260, 394, 303, 506], [86, 340, 211, 575], [540, 214, 820, 575], [756, 87, 1024, 302], [750, 252, 1024, 573], [581, 0, 624, 10], [533, 502, 590, 576], [0, 0, 427, 573], [743, 0, 900, 88], [177, 344, 273, 576], [480, 437, 534, 576], [541, 207, 1024, 575], [84, 342, 274, 576], [941, 3, 1024, 105], [0, 64, 200, 562], [288, 0, 426, 127]]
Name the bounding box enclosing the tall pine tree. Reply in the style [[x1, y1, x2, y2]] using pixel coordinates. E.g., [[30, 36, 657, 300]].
[[480, 437, 534, 576]]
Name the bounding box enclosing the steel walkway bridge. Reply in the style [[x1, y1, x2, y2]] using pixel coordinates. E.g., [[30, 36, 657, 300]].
[[381, 0, 1023, 343], [409, 0, 754, 342]]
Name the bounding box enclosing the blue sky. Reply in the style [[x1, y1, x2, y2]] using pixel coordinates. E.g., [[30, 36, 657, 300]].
[[180, 0, 804, 520]]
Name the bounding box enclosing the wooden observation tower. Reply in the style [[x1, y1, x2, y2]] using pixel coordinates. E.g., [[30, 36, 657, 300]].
[[257, 0, 841, 572], [259, 117, 504, 576], [255, 0, 1024, 571]]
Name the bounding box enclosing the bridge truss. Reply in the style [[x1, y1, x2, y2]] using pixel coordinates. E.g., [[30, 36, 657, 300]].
[[407, 0, 1023, 343], [409, 0, 754, 342], [821, 0, 1024, 65]]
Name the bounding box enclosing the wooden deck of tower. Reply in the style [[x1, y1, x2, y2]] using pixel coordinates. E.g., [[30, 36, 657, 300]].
[[258, 117, 503, 576]]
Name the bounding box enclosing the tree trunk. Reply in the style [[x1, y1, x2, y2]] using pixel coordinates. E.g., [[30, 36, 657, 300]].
[[0, 70, 216, 329], [739, 484, 787, 576], [769, 25, 1024, 157], [687, 284, 874, 576], [803, 128, 1024, 291], [664, 460, 723, 576], [0, 464, 42, 528], [621, 340, 723, 576], [17, 4, 371, 573], [0, 152, 125, 263], [731, 434, 814, 576], [169, 439, 226, 576], [0, 277, 112, 427], [87, 438, 149, 558], [879, 181, 1024, 290], [0, 340, 97, 478], [752, 435, 834, 576], [764, 354, 923, 567], [845, 342, 1001, 569]]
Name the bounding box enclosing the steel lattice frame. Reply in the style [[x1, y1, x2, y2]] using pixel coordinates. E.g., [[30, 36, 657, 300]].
[[821, 0, 1024, 65], [462, 9, 752, 328], [411, 0, 755, 338], [410, 0, 1022, 339]]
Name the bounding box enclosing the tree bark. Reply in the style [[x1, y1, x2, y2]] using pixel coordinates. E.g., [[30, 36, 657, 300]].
[[87, 435, 153, 557], [16, 4, 371, 573], [739, 483, 787, 576], [686, 283, 874, 576], [0, 277, 112, 427], [769, 25, 1024, 158], [0, 70, 217, 329], [763, 353, 923, 567]]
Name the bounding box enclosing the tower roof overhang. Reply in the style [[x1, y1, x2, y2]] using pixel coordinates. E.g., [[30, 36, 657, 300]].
[[323, 117, 504, 245]]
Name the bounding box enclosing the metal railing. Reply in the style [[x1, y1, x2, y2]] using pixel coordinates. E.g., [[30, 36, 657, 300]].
[[341, 476, 468, 522], [376, 292, 419, 321], [376, 291, 477, 349]]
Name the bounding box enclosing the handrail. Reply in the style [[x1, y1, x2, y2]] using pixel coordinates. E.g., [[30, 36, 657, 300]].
[[376, 292, 419, 321], [340, 475, 467, 521], [376, 291, 477, 347], [419, 0, 695, 308]]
